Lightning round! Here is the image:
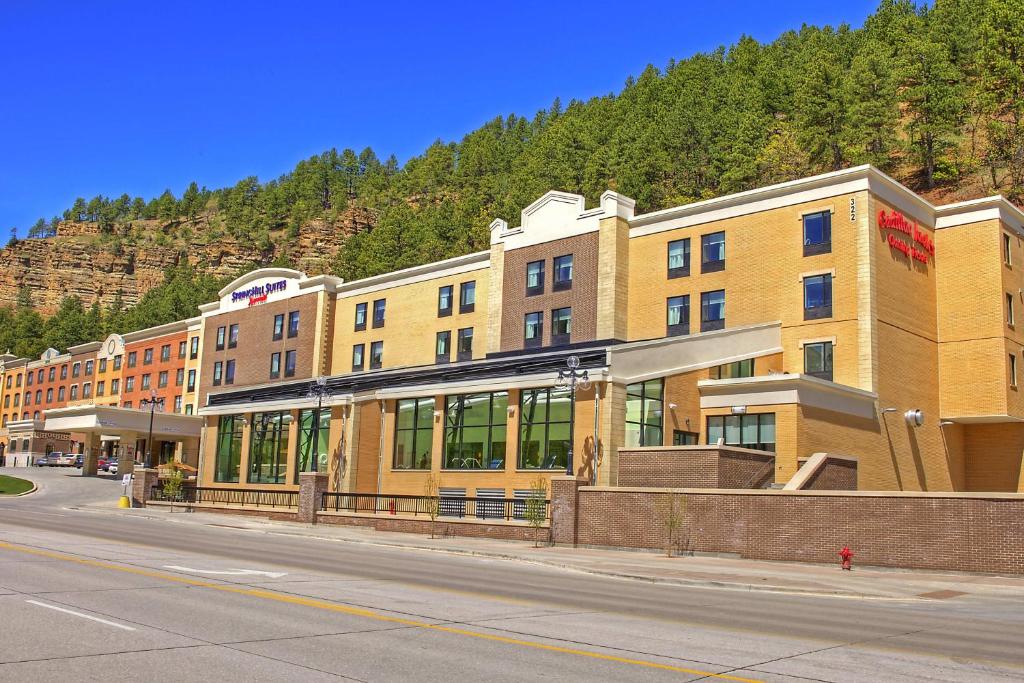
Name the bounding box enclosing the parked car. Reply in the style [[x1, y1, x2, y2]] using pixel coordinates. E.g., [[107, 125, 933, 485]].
[[74, 454, 83, 468], [101, 459, 115, 472], [34, 455, 48, 467], [43, 452, 75, 467], [96, 458, 107, 471], [107, 461, 119, 475]]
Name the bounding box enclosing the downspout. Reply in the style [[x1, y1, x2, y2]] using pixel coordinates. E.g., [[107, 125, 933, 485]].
[[592, 383, 601, 486], [376, 399, 386, 496]]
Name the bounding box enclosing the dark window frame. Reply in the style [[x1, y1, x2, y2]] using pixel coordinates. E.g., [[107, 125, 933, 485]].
[[552, 254, 573, 291], [706, 413, 776, 452], [550, 307, 572, 346], [369, 341, 383, 370], [700, 289, 726, 332], [372, 299, 386, 328], [284, 350, 297, 378], [215, 327, 226, 351], [269, 352, 281, 379], [803, 274, 833, 320], [701, 231, 726, 273], [227, 325, 239, 349], [456, 327, 473, 362], [273, 314, 284, 341], [287, 311, 300, 338], [803, 210, 832, 256], [524, 311, 543, 349], [459, 281, 476, 314], [438, 285, 454, 317], [667, 238, 691, 279], [352, 344, 365, 372], [393, 397, 435, 470], [803, 341, 834, 381], [436, 330, 451, 364], [442, 391, 508, 470], [354, 303, 367, 331], [667, 295, 690, 337], [526, 260, 545, 297], [517, 387, 572, 470]]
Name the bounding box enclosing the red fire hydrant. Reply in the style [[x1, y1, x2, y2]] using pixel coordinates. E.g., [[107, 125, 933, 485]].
[[839, 545, 853, 571]]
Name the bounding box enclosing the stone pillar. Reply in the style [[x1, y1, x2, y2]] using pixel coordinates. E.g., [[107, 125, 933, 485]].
[[131, 468, 160, 507], [550, 476, 588, 547], [82, 434, 101, 477], [298, 471, 329, 523]]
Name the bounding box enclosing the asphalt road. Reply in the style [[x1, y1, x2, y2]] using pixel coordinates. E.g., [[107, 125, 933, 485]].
[[0, 468, 1022, 682]]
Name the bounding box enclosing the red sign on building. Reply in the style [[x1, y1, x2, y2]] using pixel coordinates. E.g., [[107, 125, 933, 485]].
[[878, 210, 934, 264]]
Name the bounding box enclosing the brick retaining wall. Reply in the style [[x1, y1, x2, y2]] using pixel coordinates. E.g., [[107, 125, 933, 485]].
[[803, 458, 857, 490], [559, 487, 1024, 574], [617, 446, 774, 489], [317, 511, 549, 543]]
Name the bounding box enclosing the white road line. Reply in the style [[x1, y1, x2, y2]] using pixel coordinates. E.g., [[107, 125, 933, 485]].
[[162, 565, 287, 579], [25, 600, 136, 631]]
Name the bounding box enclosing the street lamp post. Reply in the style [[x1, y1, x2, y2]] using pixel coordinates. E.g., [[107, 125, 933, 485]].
[[555, 355, 591, 477], [306, 376, 333, 473], [139, 391, 165, 469]]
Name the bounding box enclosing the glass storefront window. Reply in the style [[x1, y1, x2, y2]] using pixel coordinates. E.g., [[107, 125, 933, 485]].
[[706, 414, 776, 451], [296, 408, 331, 481], [444, 392, 507, 469], [625, 379, 663, 447], [394, 398, 434, 470], [248, 412, 290, 484], [519, 387, 571, 470], [214, 415, 243, 483]]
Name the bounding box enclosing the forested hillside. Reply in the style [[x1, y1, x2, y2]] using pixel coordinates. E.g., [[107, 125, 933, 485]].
[[2, 0, 1022, 359]]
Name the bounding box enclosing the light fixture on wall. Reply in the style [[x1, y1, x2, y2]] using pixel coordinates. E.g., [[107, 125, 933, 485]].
[[904, 409, 924, 427], [731, 406, 746, 415], [507, 406, 515, 417], [939, 420, 955, 427], [668, 402, 678, 410], [881, 407, 898, 414], [432, 409, 442, 419]]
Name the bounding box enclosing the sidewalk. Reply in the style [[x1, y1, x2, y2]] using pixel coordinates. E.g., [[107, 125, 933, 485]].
[[80, 500, 1024, 601]]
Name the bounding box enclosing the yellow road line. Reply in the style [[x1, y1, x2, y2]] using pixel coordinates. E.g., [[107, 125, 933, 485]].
[[0, 540, 761, 682]]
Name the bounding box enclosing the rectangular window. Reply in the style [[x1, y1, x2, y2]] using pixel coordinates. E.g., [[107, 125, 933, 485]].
[[85, 360, 94, 375], [372, 299, 386, 328], [354, 302, 367, 331], [228, 325, 239, 348], [216, 327, 226, 351], [56, 387, 65, 402], [110, 379, 119, 395], [459, 281, 476, 313], [72, 362, 81, 378], [394, 398, 435, 470], [1004, 233, 1013, 266], [215, 415, 244, 483], [273, 314, 284, 341], [369, 341, 383, 370], [248, 412, 290, 484], [98, 359, 106, 373], [524, 312, 543, 348], [1008, 292, 1015, 326], [287, 311, 300, 338], [526, 260, 545, 296], [69, 385, 77, 401], [123, 401, 132, 409], [518, 387, 571, 470], [284, 350, 297, 378], [457, 327, 473, 361], [438, 285, 453, 317], [710, 359, 755, 380], [158, 371, 168, 388], [161, 344, 171, 362], [178, 341, 187, 359], [667, 238, 691, 278], [61, 364, 68, 378], [82, 383, 92, 399], [443, 392, 507, 470], [553, 255, 573, 291], [667, 295, 690, 337], [625, 379, 663, 447], [174, 395, 182, 413], [803, 211, 832, 256], [673, 430, 698, 445], [270, 352, 281, 379], [186, 370, 195, 393], [143, 348, 153, 365], [48, 367, 56, 381], [701, 231, 725, 272], [804, 274, 833, 320], [26, 372, 32, 387], [176, 367, 184, 386], [213, 362, 223, 386], [701, 290, 725, 332], [141, 374, 151, 390], [707, 413, 776, 452], [96, 382, 104, 397], [796, 337, 833, 381], [189, 336, 199, 359], [1012, 353, 1018, 388], [185, 404, 194, 415], [436, 331, 451, 364], [352, 344, 365, 372], [37, 369, 43, 383], [296, 408, 331, 480], [225, 359, 235, 385], [551, 307, 572, 346]]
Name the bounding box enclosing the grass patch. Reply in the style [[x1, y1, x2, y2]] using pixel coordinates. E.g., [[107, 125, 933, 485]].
[[0, 475, 33, 495]]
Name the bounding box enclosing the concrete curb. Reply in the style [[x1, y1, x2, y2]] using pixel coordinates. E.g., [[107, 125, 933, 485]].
[[80, 504, 910, 600], [0, 482, 38, 497]]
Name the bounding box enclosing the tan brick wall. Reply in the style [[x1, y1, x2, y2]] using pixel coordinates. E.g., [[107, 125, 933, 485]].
[[596, 215, 630, 341], [962, 422, 1024, 492], [567, 487, 1024, 573], [499, 232, 599, 351], [331, 268, 488, 373]]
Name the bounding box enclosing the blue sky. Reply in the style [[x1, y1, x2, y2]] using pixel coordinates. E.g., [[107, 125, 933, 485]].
[[0, 0, 879, 234]]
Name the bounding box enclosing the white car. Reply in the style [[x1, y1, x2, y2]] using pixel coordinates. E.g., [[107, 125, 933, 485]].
[[108, 461, 119, 475]]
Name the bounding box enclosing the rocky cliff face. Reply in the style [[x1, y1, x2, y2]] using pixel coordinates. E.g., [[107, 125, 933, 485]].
[[0, 207, 374, 315]]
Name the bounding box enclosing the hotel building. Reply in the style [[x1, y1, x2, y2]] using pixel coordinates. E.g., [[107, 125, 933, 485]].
[[2, 165, 1023, 494]]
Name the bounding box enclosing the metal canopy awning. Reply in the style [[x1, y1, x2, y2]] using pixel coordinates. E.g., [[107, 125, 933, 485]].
[[43, 405, 203, 439]]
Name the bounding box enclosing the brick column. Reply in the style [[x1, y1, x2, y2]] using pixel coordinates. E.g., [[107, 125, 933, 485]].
[[298, 471, 329, 523], [131, 468, 160, 507], [550, 476, 588, 546], [82, 449, 98, 477]]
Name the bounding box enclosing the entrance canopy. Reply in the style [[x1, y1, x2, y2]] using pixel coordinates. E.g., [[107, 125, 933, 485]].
[[43, 405, 203, 439]]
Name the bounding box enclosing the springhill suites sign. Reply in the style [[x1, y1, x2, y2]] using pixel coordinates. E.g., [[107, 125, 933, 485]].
[[231, 279, 288, 307]]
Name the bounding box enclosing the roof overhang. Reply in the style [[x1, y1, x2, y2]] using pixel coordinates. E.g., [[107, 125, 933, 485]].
[[43, 405, 203, 438], [699, 373, 878, 420], [938, 414, 1024, 424], [608, 322, 782, 384]]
